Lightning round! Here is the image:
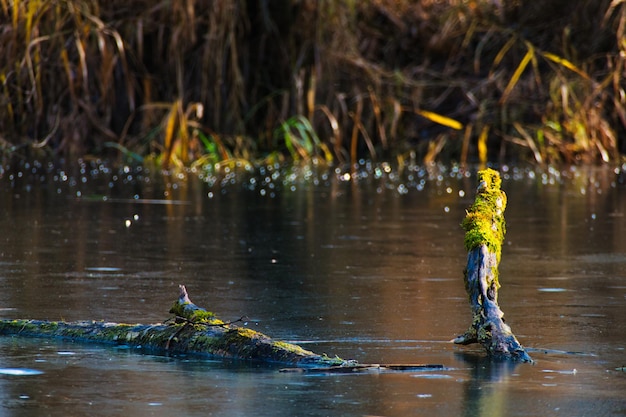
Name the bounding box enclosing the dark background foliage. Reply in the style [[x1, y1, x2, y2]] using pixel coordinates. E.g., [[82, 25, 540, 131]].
[[1, 0, 625, 167]]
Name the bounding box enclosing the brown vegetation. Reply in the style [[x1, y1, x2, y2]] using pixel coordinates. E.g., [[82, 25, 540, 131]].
[[1, 0, 626, 169]]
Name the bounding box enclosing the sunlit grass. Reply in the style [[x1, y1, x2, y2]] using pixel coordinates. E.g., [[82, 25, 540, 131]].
[[1, 0, 625, 170]]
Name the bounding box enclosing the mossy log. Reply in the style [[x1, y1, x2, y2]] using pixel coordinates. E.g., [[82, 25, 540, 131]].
[[0, 285, 346, 367], [453, 169, 532, 363]]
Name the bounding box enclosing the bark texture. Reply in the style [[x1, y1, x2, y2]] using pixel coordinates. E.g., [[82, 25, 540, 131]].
[[453, 169, 532, 362], [0, 285, 346, 367]]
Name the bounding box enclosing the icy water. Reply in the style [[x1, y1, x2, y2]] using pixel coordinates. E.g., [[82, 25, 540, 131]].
[[0, 162, 625, 417]]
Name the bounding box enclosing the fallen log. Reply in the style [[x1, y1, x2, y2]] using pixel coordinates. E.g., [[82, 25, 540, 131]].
[[453, 168, 532, 362], [0, 285, 347, 367], [1, 285, 445, 371]]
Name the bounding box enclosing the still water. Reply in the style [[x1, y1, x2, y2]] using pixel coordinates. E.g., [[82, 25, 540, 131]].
[[0, 161, 625, 416]]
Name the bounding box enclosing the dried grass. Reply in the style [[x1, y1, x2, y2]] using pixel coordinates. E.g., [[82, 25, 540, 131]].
[[1, 0, 625, 167]]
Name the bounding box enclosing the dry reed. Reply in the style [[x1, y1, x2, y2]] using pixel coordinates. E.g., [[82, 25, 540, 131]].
[[1, 0, 625, 168]]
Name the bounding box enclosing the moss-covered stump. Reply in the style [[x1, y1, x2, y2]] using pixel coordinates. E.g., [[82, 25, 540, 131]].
[[453, 169, 532, 363], [0, 285, 346, 367]]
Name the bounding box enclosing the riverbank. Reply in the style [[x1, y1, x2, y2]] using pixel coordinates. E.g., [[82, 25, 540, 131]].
[[2, 1, 625, 168]]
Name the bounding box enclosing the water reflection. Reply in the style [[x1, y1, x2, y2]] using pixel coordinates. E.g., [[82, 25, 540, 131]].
[[456, 353, 521, 417], [0, 162, 625, 416]]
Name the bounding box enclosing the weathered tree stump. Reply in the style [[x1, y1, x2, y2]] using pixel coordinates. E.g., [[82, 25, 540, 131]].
[[453, 168, 532, 362]]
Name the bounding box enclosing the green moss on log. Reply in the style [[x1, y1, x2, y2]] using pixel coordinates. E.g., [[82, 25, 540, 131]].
[[168, 285, 226, 326], [461, 168, 506, 289], [462, 168, 506, 255], [169, 301, 223, 325]]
